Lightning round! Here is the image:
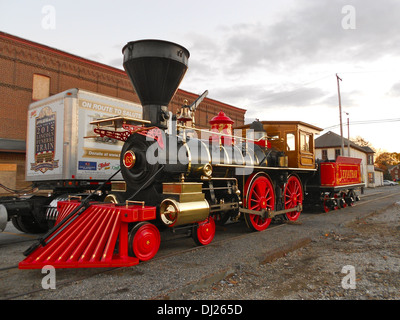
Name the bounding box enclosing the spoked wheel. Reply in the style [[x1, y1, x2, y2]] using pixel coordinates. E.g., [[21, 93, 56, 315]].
[[339, 192, 347, 208], [331, 192, 339, 210], [192, 217, 215, 246], [322, 194, 330, 213], [128, 222, 160, 261], [244, 174, 275, 231], [346, 190, 356, 207], [283, 175, 303, 221], [321, 193, 338, 213]]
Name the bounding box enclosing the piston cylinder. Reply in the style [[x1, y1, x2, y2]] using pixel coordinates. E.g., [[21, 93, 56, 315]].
[[159, 198, 210, 227]]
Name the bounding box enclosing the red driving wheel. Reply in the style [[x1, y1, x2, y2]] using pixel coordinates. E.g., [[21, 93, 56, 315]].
[[244, 174, 275, 231], [284, 175, 303, 221]]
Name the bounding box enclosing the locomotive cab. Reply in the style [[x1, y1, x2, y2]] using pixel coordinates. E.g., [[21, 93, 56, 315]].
[[236, 121, 323, 169]]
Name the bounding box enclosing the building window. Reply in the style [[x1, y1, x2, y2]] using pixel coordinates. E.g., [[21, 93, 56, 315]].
[[322, 150, 328, 161], [368, 172, 374, 184], [335, 149, 341, 159], [367, 155, 374, 165], [32, 74, 50, 100]]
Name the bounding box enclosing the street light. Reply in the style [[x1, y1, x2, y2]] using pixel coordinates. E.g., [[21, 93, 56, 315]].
[[344, 111, 350, 156]]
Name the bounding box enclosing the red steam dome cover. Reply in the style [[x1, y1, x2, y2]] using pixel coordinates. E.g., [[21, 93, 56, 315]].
[[209, 111, 234, 125]]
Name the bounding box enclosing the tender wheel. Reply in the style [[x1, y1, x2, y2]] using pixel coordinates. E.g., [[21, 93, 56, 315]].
[[322, 194, 330, 213], [244, 174, 274, 231], [339, 192, 347, 208], [283, 175, 303, 221], [192, 217, 216, 246], [346, 190, 356, 206], [128, 222, 160, 261]]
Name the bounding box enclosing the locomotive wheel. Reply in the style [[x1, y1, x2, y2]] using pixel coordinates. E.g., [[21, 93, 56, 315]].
[[128, 222, 160, 261], [283, 175, 303, 221], [192, 217, 216, 246], [346, 190, 356, 207], [213, 211, 231, 226], [244, 174, 274, 231], [331, 192, 339, 210], [339, 192, 347, 208], [322, 195, 330, 213]]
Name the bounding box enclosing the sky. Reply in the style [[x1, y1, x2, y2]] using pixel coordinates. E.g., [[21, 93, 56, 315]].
[[1, 0, 399, 152]]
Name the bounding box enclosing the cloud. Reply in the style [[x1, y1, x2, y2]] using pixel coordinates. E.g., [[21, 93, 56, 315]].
[[181, 0, 400, 115], [387, 82, 400, 97], [186, 0, 400, 77], [211, 84, 329, 110]]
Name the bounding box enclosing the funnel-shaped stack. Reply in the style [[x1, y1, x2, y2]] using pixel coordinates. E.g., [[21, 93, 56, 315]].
[[122, 40, 190, 129]]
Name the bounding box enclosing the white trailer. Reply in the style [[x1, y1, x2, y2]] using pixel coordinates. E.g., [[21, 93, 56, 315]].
[[0, 89, 142, 233]]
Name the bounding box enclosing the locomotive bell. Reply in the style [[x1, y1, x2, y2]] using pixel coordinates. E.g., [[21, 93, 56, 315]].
[[122, 40, 190, 129], [177, 100, 193, 124]]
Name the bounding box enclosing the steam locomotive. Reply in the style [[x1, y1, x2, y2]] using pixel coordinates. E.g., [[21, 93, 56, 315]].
[[19, 40, 363, 269]]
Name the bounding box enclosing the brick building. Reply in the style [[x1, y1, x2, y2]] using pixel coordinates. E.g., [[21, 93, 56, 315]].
[[388, 164, 400, 181], [0, 32, 246, 191]]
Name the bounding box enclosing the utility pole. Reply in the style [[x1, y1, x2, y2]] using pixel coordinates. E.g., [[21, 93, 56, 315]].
[[336, 74, 344, 156]]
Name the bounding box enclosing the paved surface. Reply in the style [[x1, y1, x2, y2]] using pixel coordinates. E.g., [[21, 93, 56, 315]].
[[1, 186, 399, 306]]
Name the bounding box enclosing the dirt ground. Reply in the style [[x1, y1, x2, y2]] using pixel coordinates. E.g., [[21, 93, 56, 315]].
[[182, 202, 400, 300]]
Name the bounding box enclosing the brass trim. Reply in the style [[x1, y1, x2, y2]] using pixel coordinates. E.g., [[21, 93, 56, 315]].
[[182, 142, 191, 176], [199, 139, 212, 163], [160, 198, 210, 227], [213, 163, 317, 171], [220, 145, 230, 164], [232, 144, 245, 165], [163, 182, 203, 194], [90, 116, 151, 127], [125, 200, 145, 208], [123, 150, 136, 169], [104, 194, 118, 203], [111, 181, 127, 192], [68, 195, 82, 201]]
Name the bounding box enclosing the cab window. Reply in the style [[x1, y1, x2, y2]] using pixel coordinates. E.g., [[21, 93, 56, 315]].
[[300, 132, 312, 153], [286, 133, 295, 151]]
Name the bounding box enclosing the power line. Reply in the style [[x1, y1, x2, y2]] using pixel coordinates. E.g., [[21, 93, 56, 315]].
[[324, 118, 400, 130]]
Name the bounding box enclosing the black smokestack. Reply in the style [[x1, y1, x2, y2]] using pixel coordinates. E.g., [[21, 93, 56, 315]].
[[122, 40, 190, 129]]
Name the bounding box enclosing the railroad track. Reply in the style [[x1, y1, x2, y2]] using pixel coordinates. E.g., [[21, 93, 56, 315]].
[[1, 188, 399, 299]]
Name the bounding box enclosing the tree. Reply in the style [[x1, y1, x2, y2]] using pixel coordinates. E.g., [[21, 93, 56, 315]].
[[375, 152, 400, 180], [350, 136, 374, 149]]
